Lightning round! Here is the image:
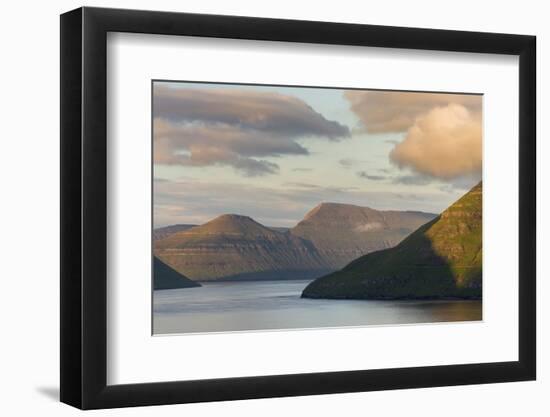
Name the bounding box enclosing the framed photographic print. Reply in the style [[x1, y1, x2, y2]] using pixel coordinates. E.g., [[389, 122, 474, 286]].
[[60, 6, 536, 409]]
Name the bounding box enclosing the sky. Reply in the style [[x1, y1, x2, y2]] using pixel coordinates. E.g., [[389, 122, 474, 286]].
[[153, 81, 482, 228]]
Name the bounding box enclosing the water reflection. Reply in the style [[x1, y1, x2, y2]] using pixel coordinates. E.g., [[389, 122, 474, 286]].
[[396, 301, 482, 322], [153, 280, 482, 335]]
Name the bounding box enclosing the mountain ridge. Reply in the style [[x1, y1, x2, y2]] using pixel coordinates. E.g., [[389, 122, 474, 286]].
[[154, 203, 436, 282], [153, 224, 196, 241], [154, 221, 290, 241], [155, 214, 329, 281], [302, 182, 482, 299], [290, 202, 436, 269]]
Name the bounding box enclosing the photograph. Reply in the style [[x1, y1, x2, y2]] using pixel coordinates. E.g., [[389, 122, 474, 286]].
[[52, 3, 539, 412], [152, 81, 483, 335]]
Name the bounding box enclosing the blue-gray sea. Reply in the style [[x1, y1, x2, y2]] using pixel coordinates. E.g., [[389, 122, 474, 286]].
[[153, 279, 482, 335]]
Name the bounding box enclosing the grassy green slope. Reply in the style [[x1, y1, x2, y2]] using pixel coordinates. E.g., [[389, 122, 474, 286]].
[[302, 182, 482, 299]]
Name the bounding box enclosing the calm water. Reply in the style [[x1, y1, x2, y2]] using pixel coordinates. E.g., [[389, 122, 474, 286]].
[[153, 280, 482, 335]]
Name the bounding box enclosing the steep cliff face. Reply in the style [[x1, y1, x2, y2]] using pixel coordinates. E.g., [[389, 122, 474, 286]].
[[154, 214, 329, 281], [153, 256, 201, 290], [290, 203, 436, 269], [302, 183, 482, 299]]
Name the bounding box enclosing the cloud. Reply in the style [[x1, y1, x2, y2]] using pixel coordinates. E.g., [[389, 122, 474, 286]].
[[392, 174, 433, 186], [291, 168, 313, 172], [153, 86, 350, 176], [233, 157, 280, 176], [339, 158, 354, 168], [357, 171, 386, 181], [355, 222, 384, 232], [344, 90, 482, 181], [339, 158, 367, 168], [438, 176, 481, 193], [344, 90, 481, 134], [154, 178, 456, 227], [154, 179, 363, 227], [357, 172, 441, 186], [389, 104, 482, 179], [283, 182, 322, 189], [155, 86, 350, 138]]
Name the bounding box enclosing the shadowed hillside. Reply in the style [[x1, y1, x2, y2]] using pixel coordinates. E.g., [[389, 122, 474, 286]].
[[153, 257, 201, 290], [302, 182, 482, 299], [154, 203, 436, 282]]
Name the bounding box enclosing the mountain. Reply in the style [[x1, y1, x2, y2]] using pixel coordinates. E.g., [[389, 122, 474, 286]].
[[269, 226, 290, 234], [290, 203, 436, 269], [302, 183, 482, 299], [153, 256, 201, 290], [154, 214, 329, 281], [154, 204, 436, 282], [153, 224, 289, 241], [153, 224, 196, 241]]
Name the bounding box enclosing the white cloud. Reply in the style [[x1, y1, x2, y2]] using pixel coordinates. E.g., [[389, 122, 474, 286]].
[[389, 104, 482, 179], [345, 90, 481, 133]]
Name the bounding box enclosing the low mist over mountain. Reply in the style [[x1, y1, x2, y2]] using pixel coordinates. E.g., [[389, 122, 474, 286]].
[[290, 203, 436, 269], [154, 203, 435, 282], [302, 182, 482, 299]]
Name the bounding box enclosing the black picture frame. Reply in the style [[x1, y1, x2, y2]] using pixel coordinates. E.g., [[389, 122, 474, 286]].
[[60, 6, 536, 410]]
